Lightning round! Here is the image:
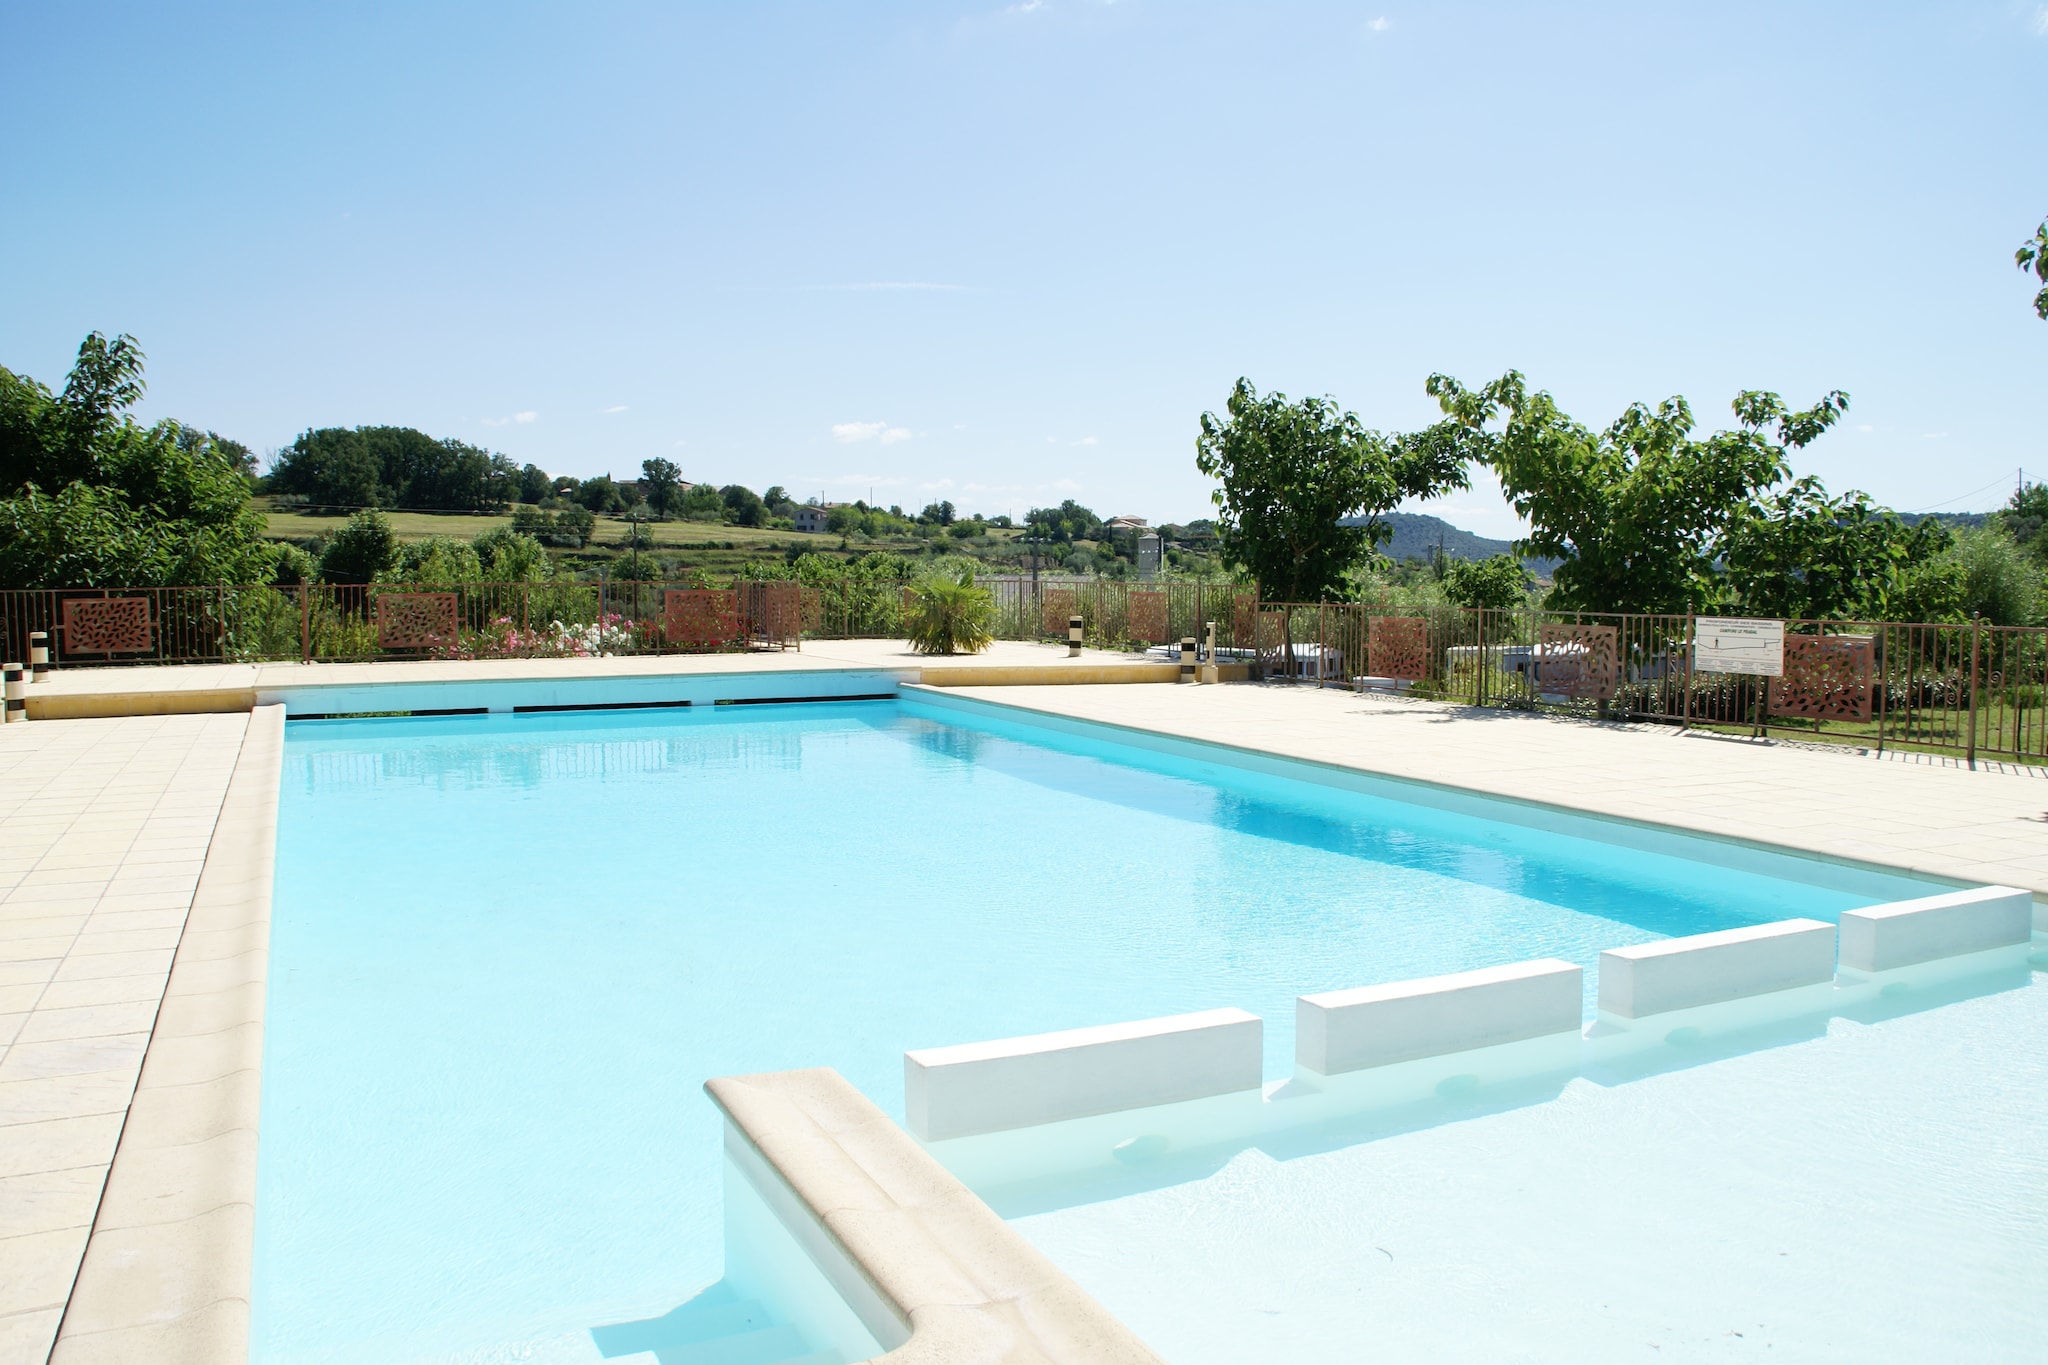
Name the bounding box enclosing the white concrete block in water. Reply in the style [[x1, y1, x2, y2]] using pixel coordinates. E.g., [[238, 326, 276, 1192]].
[[1296, 959, 1582, 1075], [904, 1008, 1262, 1141], [1838, 885, 2032, 973], [1598, 919, 1835, 1019]]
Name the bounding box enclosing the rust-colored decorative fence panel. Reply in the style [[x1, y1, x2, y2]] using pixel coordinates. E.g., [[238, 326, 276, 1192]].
[[739, 581, 802, 648], [1041, 588, 1078, 636], [60, 596, 153, 655], [1231, 593, 1258, 650], [1128, 591, 1168, 644], [1536, 622, 1619, 699], [1770, 635, 1874, 721], [664, 589, 741, 648], [1368, 616, 1429, 681], [376, 593, 458, 650]]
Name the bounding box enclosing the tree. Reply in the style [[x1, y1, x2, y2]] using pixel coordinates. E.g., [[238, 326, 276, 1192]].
[[1722, 477, 1955, 621], [763, 485, 796, 518], [317, 509, 399, 584], [722, 484, 767, 527], [1997, 480, 2048, 560], [1195, 378, 1467, 601], [518, 463, 551, 503], [0, 332, 276, 588], [918, 500, 956, 526], [1417, 371, 1847, 615], [1023, 499, 1102, 543], [270, 426, 516, 511], [640, 458, 682, 518], [1443, 555, 1528, 611], [575, 474, 626, 514], [2018, 217, 2048, 321]]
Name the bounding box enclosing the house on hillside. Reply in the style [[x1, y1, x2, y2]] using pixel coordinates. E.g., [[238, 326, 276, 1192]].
[[794, 504, 832, 533], [1104, 515, 1149, 532]]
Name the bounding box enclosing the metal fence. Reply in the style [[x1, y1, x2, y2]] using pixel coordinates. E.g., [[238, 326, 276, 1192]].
[[1252, 602, 2048, 767], [0, 578, 1256, 668], [8, 582, 2044, 766]]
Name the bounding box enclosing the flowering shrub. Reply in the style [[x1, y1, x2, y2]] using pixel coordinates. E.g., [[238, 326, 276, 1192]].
[[436, 613, 641, 659]]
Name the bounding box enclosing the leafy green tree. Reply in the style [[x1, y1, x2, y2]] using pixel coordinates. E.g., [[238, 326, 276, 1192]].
[[474, 527, 552, 582], [271, 543, 318, 585], [722, 484, 767, 527], [391, 536, 484, 584], [1024, 499, 1101, 542], [317, 508, 400, 584], [1996, 480, 2048, 561], [271, 426, 515, 511], [1443, 555, 1528, 611], [0, 332, 276, 588], [518, 463, 551, 503], [762, 485, 796, 518], [1722, 477, 1954, 620], [2018, 217, 2048, 321], [575, 474, 626, 514], [1196, 378, 1467, 601], [1949, 528, 2041, 625], [1418, 371, 1847, 614], [640, 458, 682, 518], [918, 499, 957, 526], [903, 563, 995, 654]]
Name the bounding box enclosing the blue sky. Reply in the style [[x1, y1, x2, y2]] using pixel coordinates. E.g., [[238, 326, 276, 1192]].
[[3, 1, 2043, 534]]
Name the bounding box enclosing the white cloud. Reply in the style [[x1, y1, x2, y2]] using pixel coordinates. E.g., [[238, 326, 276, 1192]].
[[672, 439, 688, 447], [2035, 5, 2048, 36], [514, 411, 538, 425], [1008, 0, 1044, 12], [602, 404, 628, 415], [1856, 424, 1875, 433], [1367, 16, 1389, 32], [1052, 478, 1081, 491], [1075, 435, 1099, 447], [832, 421, 914, 445]]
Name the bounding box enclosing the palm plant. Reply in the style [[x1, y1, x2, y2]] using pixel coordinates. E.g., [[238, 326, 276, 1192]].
[[904, 564, 995, 655]]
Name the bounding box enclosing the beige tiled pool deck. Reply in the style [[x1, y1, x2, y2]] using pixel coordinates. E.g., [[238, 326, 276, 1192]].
[[2, 657, 2043, 1364]]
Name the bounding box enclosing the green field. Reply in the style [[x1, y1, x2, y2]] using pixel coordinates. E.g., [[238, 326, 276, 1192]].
[[259, 501, 1034, 575]]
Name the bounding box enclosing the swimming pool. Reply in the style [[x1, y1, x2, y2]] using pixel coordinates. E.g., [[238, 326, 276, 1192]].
[[252, 696, 1954, 1364]]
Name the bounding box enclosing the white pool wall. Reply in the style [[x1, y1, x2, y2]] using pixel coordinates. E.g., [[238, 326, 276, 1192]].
[[905, 1008, 1263, 1141], [1597, 919, 1837, 1018], [1839, 885, 2033, 972], [1296, 959, 1582, 1074]]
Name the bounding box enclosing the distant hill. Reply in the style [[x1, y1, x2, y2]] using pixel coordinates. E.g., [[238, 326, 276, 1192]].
[[1900, 511, 1989, 531], [1338, 510, 1551, 566]]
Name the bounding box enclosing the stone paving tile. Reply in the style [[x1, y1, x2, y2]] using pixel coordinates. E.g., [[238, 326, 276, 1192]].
[[0, 711, 247, 1365]]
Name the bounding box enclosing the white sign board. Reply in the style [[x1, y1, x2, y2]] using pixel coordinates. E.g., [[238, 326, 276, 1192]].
[[1693, 617, 1784, 676]]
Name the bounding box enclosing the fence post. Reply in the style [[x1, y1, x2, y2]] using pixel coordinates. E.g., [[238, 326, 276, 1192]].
[[1474, 607, 1486, 707], [299, 584, 311, 663], [1968, 612, 1981, 769], [1682, 614, 1694, 729]]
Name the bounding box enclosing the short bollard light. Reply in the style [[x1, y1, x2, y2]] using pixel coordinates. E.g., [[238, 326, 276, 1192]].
[[29, 631, 49, 682], [1068, 614, 1083, 657], [1180, 636, 1197, 683], [3, 664, 23, 723]]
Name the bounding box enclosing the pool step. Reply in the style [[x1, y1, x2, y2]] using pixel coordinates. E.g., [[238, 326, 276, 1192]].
[[656, 1320, 833, 1365], [591, 1287, 839, 1364]]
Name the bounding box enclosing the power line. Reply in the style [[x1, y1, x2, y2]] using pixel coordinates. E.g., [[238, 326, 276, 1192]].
[[1902, 473, 2015, 515]]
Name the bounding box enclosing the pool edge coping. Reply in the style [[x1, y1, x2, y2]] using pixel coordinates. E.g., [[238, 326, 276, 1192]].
[[47, 702, 282, 1364], [705, 1067, 1166, 1365]]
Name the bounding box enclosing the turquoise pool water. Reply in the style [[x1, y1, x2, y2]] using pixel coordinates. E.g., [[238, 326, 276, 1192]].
[[253, 698, 1946, 1364]]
